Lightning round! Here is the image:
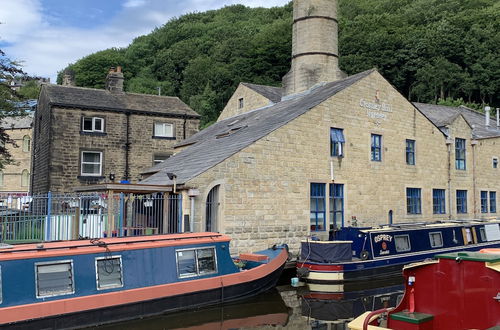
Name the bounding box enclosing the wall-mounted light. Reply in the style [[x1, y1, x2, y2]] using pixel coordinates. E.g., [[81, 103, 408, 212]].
[[167, 172, 177, 193], [109, 172, 115, 182]]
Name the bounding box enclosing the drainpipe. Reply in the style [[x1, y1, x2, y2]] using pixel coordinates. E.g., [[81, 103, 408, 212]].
[[124, 112, 131, 181], [446, 137, 453, 220], [183, 113, 187, 140], [471, 139, 478, 218]]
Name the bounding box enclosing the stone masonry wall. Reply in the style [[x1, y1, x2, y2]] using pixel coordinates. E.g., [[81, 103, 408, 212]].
[[31, 89, 52, 194], [218, 84, 275, 121], [0, 127, 32, 192]]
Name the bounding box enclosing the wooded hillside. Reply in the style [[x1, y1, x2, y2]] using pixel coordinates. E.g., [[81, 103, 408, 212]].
[[59, 0, 499, 126]]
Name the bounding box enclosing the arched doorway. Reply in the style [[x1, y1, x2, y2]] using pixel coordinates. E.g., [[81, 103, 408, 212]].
[[205, 185, 220, 232]]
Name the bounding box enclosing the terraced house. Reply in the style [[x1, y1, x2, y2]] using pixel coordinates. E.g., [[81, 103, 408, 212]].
[[140, 0, 500, 254], [31, 67, 200, 194]]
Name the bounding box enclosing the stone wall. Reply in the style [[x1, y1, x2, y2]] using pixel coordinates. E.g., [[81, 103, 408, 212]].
[[31, 90, 52, 194], [218, 84, 275, 121], [0, 126, 32, 192]]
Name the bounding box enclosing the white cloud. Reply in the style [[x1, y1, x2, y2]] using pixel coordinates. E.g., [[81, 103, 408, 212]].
[[0, 0, 289, 83]]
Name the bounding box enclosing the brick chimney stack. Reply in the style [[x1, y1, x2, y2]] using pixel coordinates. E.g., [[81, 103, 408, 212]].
[[106, 66, 124, 93], [282, 0, 346, 97], [62, 69, 76, 86]]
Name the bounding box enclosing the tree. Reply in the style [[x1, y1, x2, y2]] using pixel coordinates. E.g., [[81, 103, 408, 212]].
[[0, 49, 24, 170]]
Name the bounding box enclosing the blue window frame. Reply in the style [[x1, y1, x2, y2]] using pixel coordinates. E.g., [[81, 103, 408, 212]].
[[490, 191, 497, 213], [456, 190, 467, 214], [330, 128, 345, 157], [493, 158, 498, 169], [406, 188, 421, 214], [371, 134, 382, 161], [329, 183, 344, 229], [406, 139, 415, 165], [481, 191, 488, 213], [455, 138, 466, 170], [310, 183, 326, 231], [433, 189, 446, 214]]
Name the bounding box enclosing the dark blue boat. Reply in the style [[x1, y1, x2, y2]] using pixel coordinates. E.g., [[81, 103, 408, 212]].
[[0, 233, 288, 328], [297, 219, 500, 283]]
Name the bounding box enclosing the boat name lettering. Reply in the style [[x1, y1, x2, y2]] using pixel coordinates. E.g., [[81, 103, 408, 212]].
[[379, 250, 390, 255], [374, 234, 393, 243]]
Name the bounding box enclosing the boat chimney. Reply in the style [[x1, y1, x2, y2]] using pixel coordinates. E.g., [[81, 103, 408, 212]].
[[484, 106, 491, 127]]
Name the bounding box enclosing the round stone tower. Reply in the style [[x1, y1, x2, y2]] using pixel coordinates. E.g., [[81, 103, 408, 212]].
[[282, 0, 346, 96]]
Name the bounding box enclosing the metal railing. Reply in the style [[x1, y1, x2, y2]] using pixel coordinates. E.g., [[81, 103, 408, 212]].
[[0, 192, 183, 243]]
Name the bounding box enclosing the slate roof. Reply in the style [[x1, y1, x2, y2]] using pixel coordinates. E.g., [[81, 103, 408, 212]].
[[1, 114, 33, 129], [42, 85, 200, 118], [414, 103, 500, 139], [141, 69, 374, 185], [241, 83, 283, 103]]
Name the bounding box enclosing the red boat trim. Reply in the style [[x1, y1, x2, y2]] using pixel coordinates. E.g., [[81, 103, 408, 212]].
[[0, 248, 287, 325], [297, 263, 343, 272]]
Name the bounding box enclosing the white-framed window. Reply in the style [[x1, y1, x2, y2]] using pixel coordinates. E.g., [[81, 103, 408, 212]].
[[22, 135, 31, 152], [81, 151, 102, 176], [96, 256, 123, 290], [82, 117, 104, 133], [21, 169, 29, 187], [394, 235, 411, 252], [429, 232, 443, 248], [35, 260, 74, 298], [154, 122, 174, 138], [176, 247, 217, 278], [153, 154, 170, 166]]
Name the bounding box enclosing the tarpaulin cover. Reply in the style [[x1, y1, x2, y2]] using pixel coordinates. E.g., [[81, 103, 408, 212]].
[[300, 241, 352, 263]]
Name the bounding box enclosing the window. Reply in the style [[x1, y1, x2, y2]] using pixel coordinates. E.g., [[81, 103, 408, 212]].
[[405, 139, 415, 165], [36, 261, 74, 298], [395, 235, 411, 252], [456, 190, 468, 214], [481, 191, 488, 213], [82, 117, 104, 133], [330, 128, 345, 157], [310, 183, 326, 231], [96, 256, 123, 290], [21, 169, 29, 187], [406, 188, 421, 214], [81, 151, 102, 176], [22, 135, 31, 152], [429, 232, 443, 248], [154, 122, 174, 138], [153, 154, 170, 166], [493, 158, 498, 169], [479, 227, 486, 241], [329, 183, 344, 229], [176, 247, 217, 278], [490, 191, 497, 213], [455, 138, 466, 170], [433, 189, 446, 214], [238, 98, 244, 109], [371, 134, 382, 161]]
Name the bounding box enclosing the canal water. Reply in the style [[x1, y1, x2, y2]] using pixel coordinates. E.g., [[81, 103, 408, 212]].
[[93, 277, 404, 330]]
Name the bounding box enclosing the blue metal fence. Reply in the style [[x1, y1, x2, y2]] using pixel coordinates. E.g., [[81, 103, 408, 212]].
[[0, 192, 183, 243]]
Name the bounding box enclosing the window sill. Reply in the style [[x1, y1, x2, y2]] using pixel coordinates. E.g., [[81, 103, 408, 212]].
[[80, 131, 107, 136], [77, 176, 105, 181], [152, 136, 176, 140]]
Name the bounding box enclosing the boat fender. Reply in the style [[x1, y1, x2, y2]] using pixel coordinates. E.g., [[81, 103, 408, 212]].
[[360, 250, 370, 260]]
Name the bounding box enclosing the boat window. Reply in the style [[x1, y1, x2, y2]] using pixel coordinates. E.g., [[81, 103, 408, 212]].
[[96, 256, 123, 290], [36, 261, 74, 298], [429, 232, 443, 248], [176, 247, 217, 278], [394, 235, 411, 252], [479, 227, 486, 241]]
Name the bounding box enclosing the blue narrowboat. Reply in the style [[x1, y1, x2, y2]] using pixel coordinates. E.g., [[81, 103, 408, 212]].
[[296, 219, 500, 284], [0, 233, 288, 328]]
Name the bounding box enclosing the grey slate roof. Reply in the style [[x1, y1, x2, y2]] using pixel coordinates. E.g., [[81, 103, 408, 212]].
[[1, 114, 33, 129], [241, 83, 283, 103], [141, 69, 374, 185], [42, 85, 200, 118], [414, 103, 500, 139]]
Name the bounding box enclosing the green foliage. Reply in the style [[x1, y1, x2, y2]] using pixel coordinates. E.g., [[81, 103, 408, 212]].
[[437, 98, 482, 111], [61, 0, 499, 126], [17, 80, 41, 99]]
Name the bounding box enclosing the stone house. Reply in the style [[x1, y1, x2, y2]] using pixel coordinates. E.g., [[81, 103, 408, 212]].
[[31, 67, 200, 194], [0, 114, 33, 194], [139, 0, 500, 254]]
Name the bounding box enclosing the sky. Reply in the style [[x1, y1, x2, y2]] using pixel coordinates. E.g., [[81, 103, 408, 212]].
[[0, 0, 289, 83]]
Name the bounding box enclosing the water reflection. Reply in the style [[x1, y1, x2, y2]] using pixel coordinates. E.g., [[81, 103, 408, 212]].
[[92, 278, 404, 330]]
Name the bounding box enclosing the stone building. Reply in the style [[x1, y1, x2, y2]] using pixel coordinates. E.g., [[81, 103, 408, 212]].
[[0, 114, 33, 194], [141, 0, 500, 254], [31, 67, 200, 194]]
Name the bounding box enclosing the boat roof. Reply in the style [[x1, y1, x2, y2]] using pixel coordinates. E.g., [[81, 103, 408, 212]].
[[359, 219, 500, 234], [0, 232, 229, 261]]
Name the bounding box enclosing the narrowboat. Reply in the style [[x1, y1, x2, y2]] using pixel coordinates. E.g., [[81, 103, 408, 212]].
[[297, 219, 500, 284], [0, 232, 288, 329], [348, 249, 500, 330]]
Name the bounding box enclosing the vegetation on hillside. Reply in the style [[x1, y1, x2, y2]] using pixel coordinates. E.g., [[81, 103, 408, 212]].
[[59, 0, 499, 126]]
